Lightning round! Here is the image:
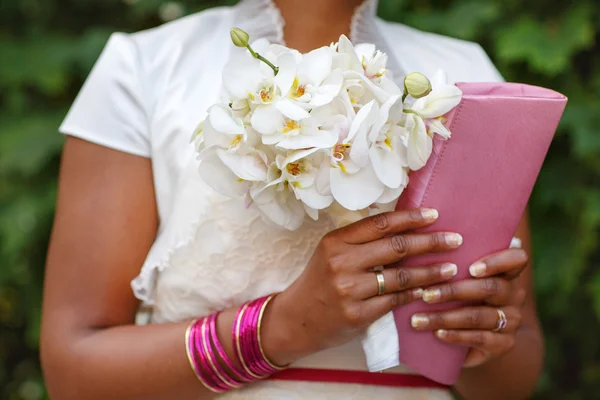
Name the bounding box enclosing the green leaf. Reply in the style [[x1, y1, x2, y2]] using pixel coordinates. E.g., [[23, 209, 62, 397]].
[[495, 4, 595, 75]]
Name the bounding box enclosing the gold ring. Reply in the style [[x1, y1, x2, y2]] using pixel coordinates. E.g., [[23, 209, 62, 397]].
[[375, 271, 385, 296], [493, 308, 508, 332]]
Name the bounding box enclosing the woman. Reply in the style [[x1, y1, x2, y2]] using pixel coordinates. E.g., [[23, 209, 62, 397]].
[[40, 0, 543, 398]]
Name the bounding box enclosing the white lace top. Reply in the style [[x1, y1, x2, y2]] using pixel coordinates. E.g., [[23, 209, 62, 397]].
[[59, 0, 503, 398]]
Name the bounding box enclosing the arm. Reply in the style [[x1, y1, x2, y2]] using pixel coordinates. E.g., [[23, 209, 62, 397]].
[[453, 213, 544, 399], [41, 138, 224, 400], [42, 137, 460, 399]]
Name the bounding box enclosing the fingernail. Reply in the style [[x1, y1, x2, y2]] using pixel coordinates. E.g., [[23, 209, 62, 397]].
[[469, 261, 486, 277], [411, 314, 429, 329], [440, 263, 458, 278], [422, 288, 441, 303], [421, 208, 439, 221], [436, 329, 448, 339], [445, 233, 463, 248], [412, 288, 424, 299]]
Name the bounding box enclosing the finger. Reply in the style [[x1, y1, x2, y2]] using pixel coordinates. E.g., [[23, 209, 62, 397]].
[[410, 306, 521, 333], [353, 263, 458, 299], [361, 287, 424, 323], [435, 329, 516, 354], [349, 232, 463, 270], [468, 249, 528, 279], [422, 278, 512, 305], [336, 209, 441, 244]]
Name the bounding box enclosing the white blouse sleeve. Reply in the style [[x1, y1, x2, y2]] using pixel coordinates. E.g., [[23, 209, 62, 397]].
[[59, 33, 151, 158]]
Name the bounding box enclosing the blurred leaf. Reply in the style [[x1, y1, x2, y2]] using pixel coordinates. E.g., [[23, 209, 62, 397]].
[[495, 4, 595, 76]]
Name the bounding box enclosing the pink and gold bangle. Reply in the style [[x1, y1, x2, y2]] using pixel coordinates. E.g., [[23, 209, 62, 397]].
[[209, 312, 254, 383], [200, 316, 243, 389], [192, 319, 229, 392], [185, 318, 225, 393], [186, 293, 288, 393], [256, 294, 287, 371]]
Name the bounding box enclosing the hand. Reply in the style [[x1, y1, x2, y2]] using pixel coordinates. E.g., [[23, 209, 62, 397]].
[[270, 209, 464, 363], [409, 248, 529, 367]]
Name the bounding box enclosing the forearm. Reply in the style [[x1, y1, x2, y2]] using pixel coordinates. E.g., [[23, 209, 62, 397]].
[[454, 325, 544, 400], [42, 300, 304, 400]]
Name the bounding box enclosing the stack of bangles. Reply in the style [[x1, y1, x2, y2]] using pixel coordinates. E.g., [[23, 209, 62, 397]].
[[185, 294, 287, 393]]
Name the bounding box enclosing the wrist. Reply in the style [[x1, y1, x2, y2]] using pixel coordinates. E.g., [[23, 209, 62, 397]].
[[260, 289, 317, 366]]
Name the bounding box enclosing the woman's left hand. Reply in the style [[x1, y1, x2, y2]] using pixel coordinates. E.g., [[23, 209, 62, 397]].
[[410, 248, 529, 368]]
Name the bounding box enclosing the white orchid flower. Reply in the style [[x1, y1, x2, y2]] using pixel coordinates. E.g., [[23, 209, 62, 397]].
[[276, 46, 344, 112], [402, 70, 462, 170], [196, 104, 251, 153], [355, 43, 388, 80], [366, 95, 410, 189], [250, 148, 331, 230], [198, 145, 269, 198], [328, 100, 386, 210], [409, 69, 461, 135], [251, 97, 339, 150]]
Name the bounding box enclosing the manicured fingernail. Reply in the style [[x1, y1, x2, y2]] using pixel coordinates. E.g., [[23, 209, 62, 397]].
[[469, 261, 486, 277], [441, 263, 458, 278], [423, 288, 441, 303], [421, 208, 439, 221], [412, 288, 424, 299], [411, 314, 429, 328], [445, 233, 463, 248], [436, 329, 448, 339]]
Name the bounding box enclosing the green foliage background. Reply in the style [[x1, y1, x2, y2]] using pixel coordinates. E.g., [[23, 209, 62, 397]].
[[0, 0, 598, 398]]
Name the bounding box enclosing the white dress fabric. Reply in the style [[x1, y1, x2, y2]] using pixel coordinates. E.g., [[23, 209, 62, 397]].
[[59, 0, 504, 398]]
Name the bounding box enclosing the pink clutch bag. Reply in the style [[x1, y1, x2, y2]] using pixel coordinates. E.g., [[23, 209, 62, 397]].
[[394, 82, 567, 384]]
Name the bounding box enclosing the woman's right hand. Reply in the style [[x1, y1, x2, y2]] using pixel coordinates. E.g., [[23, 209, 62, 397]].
[[263, 209, 463, 365]]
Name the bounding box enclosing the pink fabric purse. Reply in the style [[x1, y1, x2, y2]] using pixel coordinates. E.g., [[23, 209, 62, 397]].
[[393, 82, 568, 384]]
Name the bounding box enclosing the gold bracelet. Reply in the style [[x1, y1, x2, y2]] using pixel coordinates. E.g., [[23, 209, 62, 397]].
[[257, 293, 287, 371], [184, 319, 221, 393]]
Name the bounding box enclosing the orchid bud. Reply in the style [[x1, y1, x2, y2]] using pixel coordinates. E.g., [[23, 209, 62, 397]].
[[230, 27, 250, 48], [404, 72, 432, 99]]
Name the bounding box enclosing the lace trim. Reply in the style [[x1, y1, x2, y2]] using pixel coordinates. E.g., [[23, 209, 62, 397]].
[[234, 0, 286, 45]]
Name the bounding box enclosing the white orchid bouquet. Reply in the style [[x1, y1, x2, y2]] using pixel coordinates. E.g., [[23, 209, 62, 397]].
[[191, 28, 462, 230]]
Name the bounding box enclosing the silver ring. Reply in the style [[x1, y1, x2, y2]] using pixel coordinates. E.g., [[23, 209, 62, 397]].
[[493, 308, 508, 332], [375, 271, 385, 296]]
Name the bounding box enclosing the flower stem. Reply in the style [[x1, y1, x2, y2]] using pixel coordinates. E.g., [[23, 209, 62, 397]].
[[246, 44, 279, 76]]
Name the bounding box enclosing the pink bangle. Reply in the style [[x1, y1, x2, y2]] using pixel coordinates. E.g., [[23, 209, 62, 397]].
[[185, 318, 225, 393], [236, 295, 285, 377], [193, 319, 229, 392], [185, 293, 287, 393], [209, 312, 254, 382], [201, 315, 243, 389]]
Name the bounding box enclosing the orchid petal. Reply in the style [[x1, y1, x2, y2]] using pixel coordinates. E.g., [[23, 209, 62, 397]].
[[369, 143, 404, 188], [309, 69, 344, 107], [277, 128, 339, 150], [413, 85, 462, 119], [300, 46, 333, 86], [251, 185, 306, 231], [275, 98, 311, 121], [330, 163, 384, 210], [209, 105, 245, 135], [275, 52, 297, 96], [199, 150, 249, 198], [428, 118, 452, 139], [222, 56, 263, 100], [251, 105, 284, 135], [337, 35, 362, 73], [376, 176, 408, 204], [295, 186, 334, 210], [216, 149, 267, 182], [407, 116, 432, 171]]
